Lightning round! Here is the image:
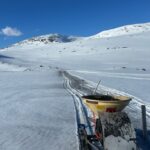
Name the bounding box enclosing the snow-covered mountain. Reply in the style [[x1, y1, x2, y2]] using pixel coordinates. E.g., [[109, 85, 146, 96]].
[[14, 33, 81, 46], [91, 22, 150, 38], [11, 22, 150, 47]]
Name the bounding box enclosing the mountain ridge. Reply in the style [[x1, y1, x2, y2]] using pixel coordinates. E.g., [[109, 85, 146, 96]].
[[13, 33, 82, 46], [10, 22, 150, 47], [90, 22, 150, 39]]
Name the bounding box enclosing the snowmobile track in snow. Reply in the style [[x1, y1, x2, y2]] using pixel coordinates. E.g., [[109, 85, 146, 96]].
[[62, 72, 103, 150]]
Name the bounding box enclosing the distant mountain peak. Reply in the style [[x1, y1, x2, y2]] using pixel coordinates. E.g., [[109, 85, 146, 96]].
[[91, 22, 150, 38], [14, 33, 81, 46]]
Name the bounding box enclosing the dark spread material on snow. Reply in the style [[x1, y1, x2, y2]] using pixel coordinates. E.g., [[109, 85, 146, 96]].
[[82, 95, 119, 101]]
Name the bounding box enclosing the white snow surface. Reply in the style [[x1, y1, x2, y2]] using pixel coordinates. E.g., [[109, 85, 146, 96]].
[[105, 135, 136, 150], [91, 22, 150, 38], [0, 22, 150, 149], [0, 71, 78, 150]]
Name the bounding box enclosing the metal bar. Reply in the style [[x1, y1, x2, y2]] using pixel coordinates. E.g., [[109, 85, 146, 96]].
[[141, 105, 147, 139], [93, 80, 101, 95]]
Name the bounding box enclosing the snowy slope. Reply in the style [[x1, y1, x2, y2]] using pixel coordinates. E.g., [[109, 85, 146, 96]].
[[0, 22, 150, 149], [90, 22, 150, 38]]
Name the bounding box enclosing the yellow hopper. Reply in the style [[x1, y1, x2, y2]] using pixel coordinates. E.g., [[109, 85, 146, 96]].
[[82, 94, 131, 116]]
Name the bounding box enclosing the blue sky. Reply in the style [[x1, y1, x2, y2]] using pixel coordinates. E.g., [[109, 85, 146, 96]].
[[0, 0, 150, 48]]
